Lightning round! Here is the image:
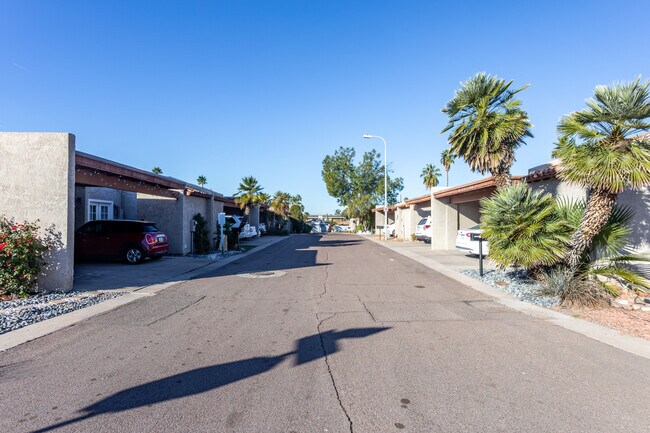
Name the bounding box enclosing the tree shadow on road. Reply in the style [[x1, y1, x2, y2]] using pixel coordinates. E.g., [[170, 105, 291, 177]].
[[31, 327, 388, 433]]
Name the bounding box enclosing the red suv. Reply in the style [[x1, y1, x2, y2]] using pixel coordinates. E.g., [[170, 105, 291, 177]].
[[75, 220, 169, 264]]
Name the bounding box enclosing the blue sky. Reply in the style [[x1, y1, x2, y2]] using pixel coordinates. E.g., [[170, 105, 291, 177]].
[[2, 0, 648, 214]]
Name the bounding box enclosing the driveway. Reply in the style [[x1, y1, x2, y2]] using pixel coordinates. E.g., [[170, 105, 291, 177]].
[[1, 234, 648, 432], [73, 236, 285, 292]]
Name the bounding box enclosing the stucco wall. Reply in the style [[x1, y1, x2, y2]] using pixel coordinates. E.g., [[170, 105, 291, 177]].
[[616, 187, 650, 254], [182, 194, 211, 254], [0, 132, 75, 291], [137, 193, 183, 254], [75, 187, 138, 229], [528, 179, 587, 202]]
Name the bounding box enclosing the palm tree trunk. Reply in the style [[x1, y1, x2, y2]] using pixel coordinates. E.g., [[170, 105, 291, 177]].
[[492, 172, 511, 188], [566, 189, 617, 269], [446, 170, 449, 187]]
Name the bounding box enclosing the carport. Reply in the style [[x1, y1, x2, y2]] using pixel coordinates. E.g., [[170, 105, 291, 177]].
[[429, 176, 524, 249]]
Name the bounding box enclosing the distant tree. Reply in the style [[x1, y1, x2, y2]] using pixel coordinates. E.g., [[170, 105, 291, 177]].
[[421, 164, 441, 234], [197, 175, 207, 186], [439, 149, 455, 187], [234, 176, 263, 216], [152, 167, 163, 174], [442, 73, 532, 188], [322, 146, 403, 229]]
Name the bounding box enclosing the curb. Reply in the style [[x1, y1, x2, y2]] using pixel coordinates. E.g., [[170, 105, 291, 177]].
[[362, 235, 650, 360], [0, 235, 290, 352]]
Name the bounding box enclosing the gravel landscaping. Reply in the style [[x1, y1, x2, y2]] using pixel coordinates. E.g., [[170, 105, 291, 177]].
[[0, 291, 127, 335], [461, 268, 560, 308]]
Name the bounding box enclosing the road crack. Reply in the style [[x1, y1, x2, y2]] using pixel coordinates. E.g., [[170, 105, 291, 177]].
[[358, 297, 377, 322], [317, 313, 354, 433]]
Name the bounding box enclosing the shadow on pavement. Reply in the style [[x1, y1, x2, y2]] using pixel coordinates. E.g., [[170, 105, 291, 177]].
[[32, 327, 388, 433]]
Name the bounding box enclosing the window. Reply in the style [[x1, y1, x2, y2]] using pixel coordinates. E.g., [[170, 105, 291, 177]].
[[88, 200, 113, 222]]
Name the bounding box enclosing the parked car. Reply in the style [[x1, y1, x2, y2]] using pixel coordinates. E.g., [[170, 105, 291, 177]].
[[385, 223, 396, 237], [75, 220, 169, 264], [333, 224, 351, 232], [456, 224, 489, 255], [258, 223, 267, 235], [415, 217, 432, 242], [239, 224, 258, 240]]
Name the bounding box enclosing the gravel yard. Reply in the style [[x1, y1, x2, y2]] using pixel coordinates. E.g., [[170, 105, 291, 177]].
[[0, 291, 127, 334], [461, 268, 559, 308], [461, 268, 650, 341]]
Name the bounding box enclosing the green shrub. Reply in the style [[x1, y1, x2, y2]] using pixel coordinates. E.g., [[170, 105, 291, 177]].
[[0, 216, 61, 296], [192, 213, 211, 254], [480, 183, 571, 271]]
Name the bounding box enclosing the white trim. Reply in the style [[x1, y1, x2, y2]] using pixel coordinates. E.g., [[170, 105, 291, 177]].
[[87, 199, 114, 222]]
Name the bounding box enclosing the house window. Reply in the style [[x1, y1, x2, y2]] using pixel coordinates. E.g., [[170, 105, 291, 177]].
[[88, 200, 113, 221]]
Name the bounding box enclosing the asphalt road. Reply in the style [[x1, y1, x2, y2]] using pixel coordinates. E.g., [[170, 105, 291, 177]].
[[1, 234, 648, 433]]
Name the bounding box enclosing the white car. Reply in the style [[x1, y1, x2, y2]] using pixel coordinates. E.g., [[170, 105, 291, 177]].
[[385, 223, 396, 237], [456, 224, 489, 255], [415, 217, 432, 242], [239, 224, 258, 240]]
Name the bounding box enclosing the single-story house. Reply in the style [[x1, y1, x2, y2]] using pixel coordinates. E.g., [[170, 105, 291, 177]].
[[0, 132, 247, 291]]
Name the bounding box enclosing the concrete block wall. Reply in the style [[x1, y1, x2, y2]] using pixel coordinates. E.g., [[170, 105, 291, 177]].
[[0, 132, 76, 291]]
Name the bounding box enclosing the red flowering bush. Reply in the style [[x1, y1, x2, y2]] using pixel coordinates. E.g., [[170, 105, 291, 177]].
[[0, 216, 61, 297]]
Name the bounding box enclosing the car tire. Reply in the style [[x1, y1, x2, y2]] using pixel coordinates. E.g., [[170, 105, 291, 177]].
[[124, 246, 145, 264]]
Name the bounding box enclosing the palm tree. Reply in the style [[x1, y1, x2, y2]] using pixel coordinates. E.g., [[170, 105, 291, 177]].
[[440, 149, 455, 187], [421, 164, 441, 241], [441, 73, 533, 188], [152, 167, 163, 174], [197, 175, 207, 186], [271, 191, 291, 228], [234, 176, 263, 216], [553, 78, 650, 269]]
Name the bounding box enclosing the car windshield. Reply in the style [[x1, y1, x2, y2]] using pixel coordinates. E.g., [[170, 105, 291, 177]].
[[418, 219, 428, 225], [142, 224, 159, 233]]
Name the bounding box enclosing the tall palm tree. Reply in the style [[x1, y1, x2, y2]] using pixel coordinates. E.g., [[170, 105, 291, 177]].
[[197, 175, 207, 186], [271, 191, 291, 228], [440, 149, 455, 187], [421, 164, 441, 242], [234, 176, 263, 216], [553, 78, 650, 269], [152, 167, 163, 174], [441, 73, 533, 188], [270, 191, 291, 218]]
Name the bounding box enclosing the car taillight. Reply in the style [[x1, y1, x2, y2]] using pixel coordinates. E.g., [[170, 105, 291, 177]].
[[466, 233, 471, 237], [145, 234, 156, 245], [424, 225, 430, 230]]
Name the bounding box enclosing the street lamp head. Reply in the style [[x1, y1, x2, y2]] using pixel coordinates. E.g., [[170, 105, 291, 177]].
[[362, 134, 374, 139]]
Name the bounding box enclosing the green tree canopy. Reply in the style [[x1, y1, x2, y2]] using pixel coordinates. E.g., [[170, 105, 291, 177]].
[[197, 175, 207, 186], [152, 167, 163, 174], [322, 146, 403, 228]]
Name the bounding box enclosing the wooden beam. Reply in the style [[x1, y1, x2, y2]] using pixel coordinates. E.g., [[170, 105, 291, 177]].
[[75, 168, 179, 198]]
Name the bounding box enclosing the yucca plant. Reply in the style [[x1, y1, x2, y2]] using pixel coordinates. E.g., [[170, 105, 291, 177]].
[[442, 73, 533, 188], [480, 183, 571, 271]]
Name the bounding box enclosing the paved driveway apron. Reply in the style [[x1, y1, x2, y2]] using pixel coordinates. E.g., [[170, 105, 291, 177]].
[[1, 234, 648, 432]]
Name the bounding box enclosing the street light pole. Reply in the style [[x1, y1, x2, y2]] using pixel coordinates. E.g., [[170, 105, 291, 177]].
[[363, 134, 388, 241]]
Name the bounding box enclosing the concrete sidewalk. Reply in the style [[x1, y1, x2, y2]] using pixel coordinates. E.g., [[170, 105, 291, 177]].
[[362, 235, 650, 359]]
